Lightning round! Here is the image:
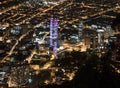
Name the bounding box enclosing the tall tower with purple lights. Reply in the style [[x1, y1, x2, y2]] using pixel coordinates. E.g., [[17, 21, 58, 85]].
[[50, 18, 58, 54], [78, 21, 83, 42]]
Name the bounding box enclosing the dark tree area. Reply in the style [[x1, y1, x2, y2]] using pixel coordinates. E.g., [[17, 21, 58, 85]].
[[39, 50, 120, 88], [112, 13, 120, 32]]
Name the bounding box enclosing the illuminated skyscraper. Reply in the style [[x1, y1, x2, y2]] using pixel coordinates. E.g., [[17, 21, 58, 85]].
[[50, 18, 58, 54], [78, 21, 83, 41]]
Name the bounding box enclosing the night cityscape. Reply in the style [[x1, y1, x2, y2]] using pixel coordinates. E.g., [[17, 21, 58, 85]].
[[0, 0, 120, 88]]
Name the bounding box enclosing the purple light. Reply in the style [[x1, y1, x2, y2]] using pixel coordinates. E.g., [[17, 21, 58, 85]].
[[50, 18, 58, 54], [53, 41, 57, 54]]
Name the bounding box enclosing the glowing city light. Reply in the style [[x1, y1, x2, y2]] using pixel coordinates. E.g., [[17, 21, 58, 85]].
[[50, 18, 58, 54]]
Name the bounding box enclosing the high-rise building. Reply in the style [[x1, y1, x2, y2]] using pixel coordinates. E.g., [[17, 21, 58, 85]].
[[78, 21, 83, 42], [50, 18, 58, 54]]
